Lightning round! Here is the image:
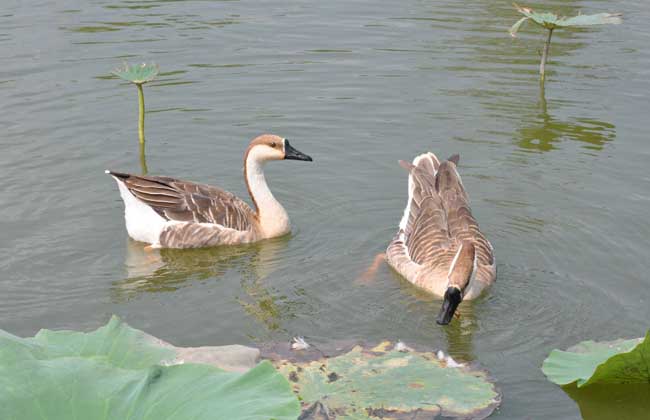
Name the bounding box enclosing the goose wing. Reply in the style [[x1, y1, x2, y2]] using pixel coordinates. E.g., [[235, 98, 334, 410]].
[[388, 153, 455, 267], [435, 159, 494, 266], [108, 171, 256, 232]]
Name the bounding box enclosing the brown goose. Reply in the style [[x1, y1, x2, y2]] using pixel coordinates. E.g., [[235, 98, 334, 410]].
[[106, 134, 312, 249], [386, 152, 495, 325]]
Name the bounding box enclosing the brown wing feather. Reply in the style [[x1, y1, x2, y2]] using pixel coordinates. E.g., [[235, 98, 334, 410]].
[[113, 172, 256, 232], [402, 160, 454, 266], [436, 161, 494, 266]]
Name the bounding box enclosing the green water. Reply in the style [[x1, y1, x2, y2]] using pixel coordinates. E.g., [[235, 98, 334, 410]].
[[1, 0, 648, 418]]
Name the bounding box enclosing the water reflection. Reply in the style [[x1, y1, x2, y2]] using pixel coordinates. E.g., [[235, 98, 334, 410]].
[[62, 4, 241, 34], [112, 237, 292, 330], [515, 83, 615, 153], [563, 383, 650, 420], [442, 302, 478, 363]]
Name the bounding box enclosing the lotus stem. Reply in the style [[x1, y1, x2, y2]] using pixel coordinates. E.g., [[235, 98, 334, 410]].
[[139, 141, 148, 175], [136, 83, 147, 174], [539, 78, 547, 115], [540, 28, 553, 82], [137, 83, 145, 146]]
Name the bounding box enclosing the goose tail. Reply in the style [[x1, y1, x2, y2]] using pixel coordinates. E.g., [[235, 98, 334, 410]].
[[412, 152, 440, 175], [105, 170, 131, 182], [397, 152, 440, 231]]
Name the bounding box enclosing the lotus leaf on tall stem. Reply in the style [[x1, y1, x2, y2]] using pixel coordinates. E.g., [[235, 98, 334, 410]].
[[509, 3, 622, 82], [112, 62, 159, 174]]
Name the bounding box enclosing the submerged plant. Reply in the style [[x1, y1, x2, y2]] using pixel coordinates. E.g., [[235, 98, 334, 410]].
[[112, 62, 159, 174], [509, 3, 622, 82]]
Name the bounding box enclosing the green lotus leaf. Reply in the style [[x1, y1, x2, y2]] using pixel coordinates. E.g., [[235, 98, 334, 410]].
[[509, 16, 530, 37], [512, 3, 622, 31], [542, 331, 650, 387], [0, 316, 300, 420], [272, 341, 500, 419], [112, 62, 159, 84], [513, 4, 559, 29], [558, 13, 623, 27]]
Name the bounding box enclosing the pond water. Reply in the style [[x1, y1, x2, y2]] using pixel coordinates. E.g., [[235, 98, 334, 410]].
[[1, 0, 649, 418]]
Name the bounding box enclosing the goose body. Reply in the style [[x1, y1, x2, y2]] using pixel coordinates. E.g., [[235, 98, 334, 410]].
[[107, 134, 312, 249], [386, 152, 495, 324]]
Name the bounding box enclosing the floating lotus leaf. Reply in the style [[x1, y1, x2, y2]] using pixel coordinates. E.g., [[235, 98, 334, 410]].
[[0, 316, 300, 420], [112, 62, 159, 84], [271, 341, 500, 419], [542, 331, 650, 387], [510, 3, 622, 36]]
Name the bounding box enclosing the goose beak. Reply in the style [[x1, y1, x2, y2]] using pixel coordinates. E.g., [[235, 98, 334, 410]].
[[436, 287, 462, 325], [284, 140, 313, 162]]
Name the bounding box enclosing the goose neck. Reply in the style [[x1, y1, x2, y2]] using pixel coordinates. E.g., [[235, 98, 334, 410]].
[[244, 152, 290, 237]]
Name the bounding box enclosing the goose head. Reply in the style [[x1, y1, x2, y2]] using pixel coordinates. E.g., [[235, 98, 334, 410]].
[[246, 134, 312, 164], [436, 241, 476, 325]]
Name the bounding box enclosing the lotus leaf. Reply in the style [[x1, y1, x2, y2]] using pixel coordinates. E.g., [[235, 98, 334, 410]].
[[110, 61, 158, 158], [510, 3, 622, 36], [271, 341, 500, 419], [509, 3, 621, 81], [542, 331, 650, 387], [0, 316, 300, 420], [112, 62, 159, 84], [559, 13, 624, 28]]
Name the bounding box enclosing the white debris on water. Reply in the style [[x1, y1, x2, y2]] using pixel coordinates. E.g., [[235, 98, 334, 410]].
[[436, 350, 464, 368], [394, 340, 413, 352], [160, 358, 185, 366], [446, 355, 464, 368], [291, 336, 310, 350]]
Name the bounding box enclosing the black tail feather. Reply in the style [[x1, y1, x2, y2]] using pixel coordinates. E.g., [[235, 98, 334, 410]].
[[105, 170, 131, 180]]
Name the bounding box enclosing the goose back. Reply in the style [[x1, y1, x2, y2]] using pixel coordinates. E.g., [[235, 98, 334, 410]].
[[110, 172, 257, 231]]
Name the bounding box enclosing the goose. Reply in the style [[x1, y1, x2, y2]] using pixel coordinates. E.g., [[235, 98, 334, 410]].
[[386, 152, 495, 325], [106, 134, 312, 249]]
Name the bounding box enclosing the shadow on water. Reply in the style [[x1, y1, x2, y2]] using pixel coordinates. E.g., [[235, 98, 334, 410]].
[[112, 236, 293, 330], [515, 83, 616, 153], [562, 383, 650, 420]]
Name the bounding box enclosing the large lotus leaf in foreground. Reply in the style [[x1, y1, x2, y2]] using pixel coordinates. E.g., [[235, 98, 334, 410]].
[[0, 316, 300, 420], [271, 341, 500, 419], [542, 331, 650, 387]]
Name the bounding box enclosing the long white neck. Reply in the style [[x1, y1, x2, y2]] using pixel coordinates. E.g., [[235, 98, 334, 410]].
[[245, 151, 291, 238]]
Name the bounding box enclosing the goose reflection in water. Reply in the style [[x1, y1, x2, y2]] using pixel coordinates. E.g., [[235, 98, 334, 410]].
[[112, 236, 291, 330]]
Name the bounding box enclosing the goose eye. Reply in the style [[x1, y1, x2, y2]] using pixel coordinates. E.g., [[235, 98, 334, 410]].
[[270, 142, 277, 148]]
